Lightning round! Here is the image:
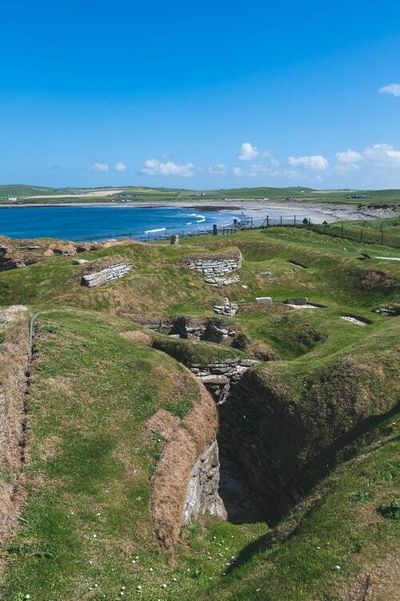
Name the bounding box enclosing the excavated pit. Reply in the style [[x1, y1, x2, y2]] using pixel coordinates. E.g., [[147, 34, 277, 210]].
[[145, 333, 299, 533], [214, 372, 299, 526], [190, 361, 271, 525]]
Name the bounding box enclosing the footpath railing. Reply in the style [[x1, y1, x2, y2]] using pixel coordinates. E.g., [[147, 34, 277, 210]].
[[308, 222, 400, 249]]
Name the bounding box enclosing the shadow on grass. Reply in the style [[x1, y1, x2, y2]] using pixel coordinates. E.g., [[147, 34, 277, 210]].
[[223, 401, 400, 575]]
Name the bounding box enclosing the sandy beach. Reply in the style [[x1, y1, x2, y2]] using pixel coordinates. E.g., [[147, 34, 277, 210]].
[[2, 198, 398, 223]]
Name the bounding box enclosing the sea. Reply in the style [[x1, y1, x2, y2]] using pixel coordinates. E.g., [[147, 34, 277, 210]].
[[0, 204, 320, 242]]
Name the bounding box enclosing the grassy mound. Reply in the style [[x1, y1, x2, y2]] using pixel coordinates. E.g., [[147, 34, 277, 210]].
[[0, 309, 206, 598]]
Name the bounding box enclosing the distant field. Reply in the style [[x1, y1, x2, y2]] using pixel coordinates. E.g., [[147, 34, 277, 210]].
[[2, 184, 400, 205], [206, 186, 400, 205]]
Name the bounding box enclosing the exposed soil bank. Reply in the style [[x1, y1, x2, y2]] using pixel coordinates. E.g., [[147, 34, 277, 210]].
[[0, 307, 32, 563], [146, 369, 223, 549]]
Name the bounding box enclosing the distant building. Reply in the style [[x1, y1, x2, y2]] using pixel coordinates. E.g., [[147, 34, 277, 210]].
[[7, 197, 17, 202]]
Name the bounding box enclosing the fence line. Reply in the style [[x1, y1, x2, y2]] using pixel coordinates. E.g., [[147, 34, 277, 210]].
[[74, 214, 311, 243], [308, 222, 400, 248], [74, 214, 400, 248]]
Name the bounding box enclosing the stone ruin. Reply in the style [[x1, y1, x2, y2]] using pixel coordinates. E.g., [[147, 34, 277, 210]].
[[0, 235, 135, 272], [190, 357, 259, 405], [183, 251, 243, 286], [81, 262, 132, 288], [130, 315, 237, 342], [213, 297, 239, 316], [374, 305, 400, 316], [256, 296, 273, 304]]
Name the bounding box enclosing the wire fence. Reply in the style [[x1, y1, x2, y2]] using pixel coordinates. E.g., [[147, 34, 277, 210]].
[[137, 214, 312, 242], [76, 214, 400, 248], [308, 222, 400, 248]]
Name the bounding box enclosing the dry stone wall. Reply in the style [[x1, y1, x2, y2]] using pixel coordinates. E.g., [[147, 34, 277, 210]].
[[81, 262, 132, 287], [190, 358, 259, 404], [130, 315, 237, 341], [183, 441, 227, 524], [185, 252, 243, 286]]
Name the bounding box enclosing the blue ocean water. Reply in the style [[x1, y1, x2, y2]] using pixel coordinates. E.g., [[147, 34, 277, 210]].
[[0, 205, 245, 242]]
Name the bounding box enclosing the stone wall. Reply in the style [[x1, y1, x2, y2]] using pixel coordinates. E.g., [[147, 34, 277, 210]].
[[129, 314, 237, 342], [81, 262, 132, 287], [184, 252, 243, 286], [183, 441, 227, 524], [190, 357, 259, 404]]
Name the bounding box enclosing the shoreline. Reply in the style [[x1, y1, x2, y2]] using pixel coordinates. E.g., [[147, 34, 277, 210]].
[[0, 198, 398, 222]]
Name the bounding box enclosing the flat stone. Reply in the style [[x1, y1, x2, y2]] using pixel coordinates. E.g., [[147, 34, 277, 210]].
[[239, 359, 259, 367], [200, 374, 230, 385], [255, 296, 273, 304]]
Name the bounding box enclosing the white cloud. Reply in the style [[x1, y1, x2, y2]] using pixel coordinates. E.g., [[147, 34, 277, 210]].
[[233, 166, 242, 176], [379, 83, 400, 97], [92, 162, 109, 173], [114, 162, 127, 172], [140, 159, 195, 177], [237, 142, 259, 161], [208, 163, 227, 176], [288, 154, 329, 170], [336, 149, 363, 164], [335, 149, 363, 172], [363, 143, 400, 166], [334, 143, 400, 182]]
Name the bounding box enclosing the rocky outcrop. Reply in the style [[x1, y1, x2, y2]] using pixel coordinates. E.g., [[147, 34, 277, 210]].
[[81, 262, 132, 287], [183, 251, 242, 286]]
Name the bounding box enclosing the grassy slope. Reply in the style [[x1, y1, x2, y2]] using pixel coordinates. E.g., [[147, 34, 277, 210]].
[[0, 227, 399, 600], [203, 417, 399, 601]]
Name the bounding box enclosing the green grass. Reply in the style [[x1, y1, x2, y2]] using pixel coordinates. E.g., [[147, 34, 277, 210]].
[[310, 217, 400, 248], [0, 308, 264, 601], [0, 226, 399, 600]]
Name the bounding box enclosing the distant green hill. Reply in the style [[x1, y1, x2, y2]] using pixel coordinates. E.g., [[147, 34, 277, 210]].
[[1, 184, 400, 205]]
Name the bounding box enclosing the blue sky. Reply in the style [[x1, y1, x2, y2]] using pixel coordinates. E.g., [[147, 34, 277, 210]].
[[1, 0, 400, 189]]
